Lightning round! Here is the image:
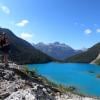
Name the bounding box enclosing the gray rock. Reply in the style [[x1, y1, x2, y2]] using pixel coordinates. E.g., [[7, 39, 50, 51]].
[[0, 63, 99, 100]]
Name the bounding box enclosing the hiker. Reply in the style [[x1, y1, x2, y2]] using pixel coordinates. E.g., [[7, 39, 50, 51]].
[[0, 32, 10, 67]]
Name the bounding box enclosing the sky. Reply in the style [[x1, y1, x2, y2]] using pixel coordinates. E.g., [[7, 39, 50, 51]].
[[0, 0, 100, 49]]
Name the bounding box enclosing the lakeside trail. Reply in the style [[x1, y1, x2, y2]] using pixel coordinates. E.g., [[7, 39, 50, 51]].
[[0, 63, 99, 100]]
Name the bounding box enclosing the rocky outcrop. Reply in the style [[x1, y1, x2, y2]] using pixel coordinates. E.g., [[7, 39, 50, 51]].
[[0, 63, 99, 100]]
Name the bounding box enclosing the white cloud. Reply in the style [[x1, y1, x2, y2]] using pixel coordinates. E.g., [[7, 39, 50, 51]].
[[0, 5, 10, 14], [84, 29, 92, 35], [16, 20, 29, 27], [20, 32, 34, 42], [96, 28, 100, 33]]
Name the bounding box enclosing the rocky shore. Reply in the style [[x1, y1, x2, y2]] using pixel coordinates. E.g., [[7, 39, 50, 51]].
[[0, 63, 99, 100]]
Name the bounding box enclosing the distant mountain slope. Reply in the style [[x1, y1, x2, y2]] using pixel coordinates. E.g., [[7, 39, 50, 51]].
[[91, 53, 100, 65], [33, 42, 82, 60], [0, 28, 53, 64], [65, 43, 100, 63]]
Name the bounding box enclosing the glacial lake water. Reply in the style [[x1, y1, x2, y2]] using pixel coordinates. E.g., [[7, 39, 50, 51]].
[[28, 62, 100, 97]]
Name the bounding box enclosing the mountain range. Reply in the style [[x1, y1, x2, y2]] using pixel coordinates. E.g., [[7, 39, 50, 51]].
[[65, 43, 100, 65], [0, 28, 53, 64], [0, 28, 99, 65], [33, 42, 82, 60]]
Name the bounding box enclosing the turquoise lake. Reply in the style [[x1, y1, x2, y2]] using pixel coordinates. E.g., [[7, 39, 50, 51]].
[[28, 62, 100, 97]]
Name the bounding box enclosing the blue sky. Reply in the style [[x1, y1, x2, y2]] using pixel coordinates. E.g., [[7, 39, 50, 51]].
[[0, 0, 100, 49]]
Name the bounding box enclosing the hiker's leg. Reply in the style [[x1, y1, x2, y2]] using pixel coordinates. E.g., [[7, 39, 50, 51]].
[[1, 55, 4, 63], [4, 53, 8, 66]]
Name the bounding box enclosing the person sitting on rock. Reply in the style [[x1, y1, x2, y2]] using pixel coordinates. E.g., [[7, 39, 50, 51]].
[[0, 32, 10, 67]]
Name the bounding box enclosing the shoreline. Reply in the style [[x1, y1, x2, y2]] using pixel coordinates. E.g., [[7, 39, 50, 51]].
[[0, 63, 98, 100], [21, 64, 100, 99]]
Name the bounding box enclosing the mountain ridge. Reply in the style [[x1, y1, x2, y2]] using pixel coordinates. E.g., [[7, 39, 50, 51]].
[[65, 43, 100, 64], [33, 42, 82, 60], [0, 28, 54, 64]]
